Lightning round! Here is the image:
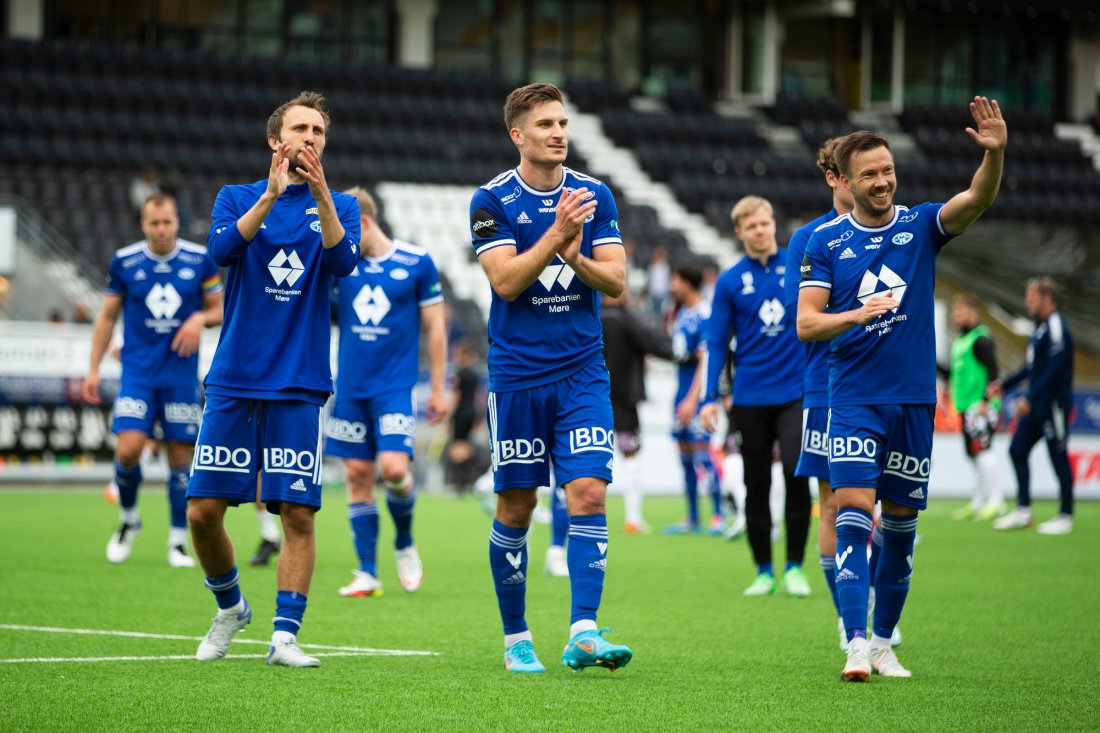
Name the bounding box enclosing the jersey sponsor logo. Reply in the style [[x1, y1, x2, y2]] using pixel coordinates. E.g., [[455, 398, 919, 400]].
[[539, 198, 556, 213], [352, 284, 391, 325], [164, 402, 201, 425], [542, 199, 554, 206], [379, 413, 415, 437], [832, 435, 878, 460], [471, 208, 498, 237], [306, 207, 319, 215], [195, 444, 252, 473], [892, 232, 914, 246], [800, 253, 813, 280], [178, 268, 196, 280], [391, 251, 419, 266], [826, 229, 854, 249], [389, 268, 409, 281], [871, 236, 883, 243], [309, 221, 322, 233], [326, 417, 368, 442], [740, 271, 754, 294], [114, 397, 148, 420], [145, 282, 183, 320], [839, 247, 856, 260], [757, 297, 785, 334], [263, 447, 317, 476], [885, 451, 931, 484], [134, 270, 147, 281], [492, 437, 547, 467], [267, 249, 305, 287], [898, 211, 919, 223], [500, 186, 522, 204], [857, 265, 906, 311], [568, 426, 615, 455], [517, 211, 532, 224], [865, 243, 881, 250]]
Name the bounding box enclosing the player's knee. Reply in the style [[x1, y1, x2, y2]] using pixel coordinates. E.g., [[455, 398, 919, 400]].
[[565, 478, 606, 515], [495, 490, 537, 526], [187, 500, 219, 532], [378, 455, 409, 488], [279, 504, 315, 536]]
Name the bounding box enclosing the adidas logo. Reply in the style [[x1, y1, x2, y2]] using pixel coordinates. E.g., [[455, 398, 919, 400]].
[[134, 270, 147, 281], [502, 571, 526, 585], [836, 568, 858, 581], [289, 479, 307, 492], [839, 247, 856, 260], [588, 559, 607, 571], [517, 211, 532, 224], [908, 487, 925, 499], [268, 249, 305, 287]]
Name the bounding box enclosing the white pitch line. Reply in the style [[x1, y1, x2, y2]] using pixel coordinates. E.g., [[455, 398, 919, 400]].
[[0, 624, 437, 657], [0, 652, 387, 664]]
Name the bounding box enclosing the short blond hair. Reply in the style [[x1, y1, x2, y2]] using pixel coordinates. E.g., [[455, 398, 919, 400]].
[[730, 195, 773, 229], [344, 186, 378, 220]]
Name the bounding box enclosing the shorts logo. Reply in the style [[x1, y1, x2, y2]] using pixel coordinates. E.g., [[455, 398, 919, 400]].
[[885, 451, 930, 484], [263, 447, 317, 477], [379, 413, 415, 437], [493, 438, 547, 467], [114, 397, 148, 420], [569, 426, 615, 455], [164, 402, 201, 425], [195, 445, 251, 474], [353, 284, 391, 325], [326, 417, 368, 442], [832, 436, 877, 461], [268, 249, 305, 287], [290, 478, 308, 491], [803, 427, 827, 456], [145, 283, 182, 320]]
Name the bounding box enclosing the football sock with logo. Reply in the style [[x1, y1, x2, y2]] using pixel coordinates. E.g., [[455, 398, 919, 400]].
[[695, 450, 723, 517], [820, 554, 841, 615], [115, 460, 142, 521], [385, 476, 416, 550], [835, 507, 873, 641], [551, 488, 569, 548], [204, 566, 242, 610], [869, 523, 883, 580], [167, 465, 189, 532], [567, 514, 608, 627], [872, 513, 917, 639], [348, 502, 379, 575], [680, 453, 699, 525], [489, 519, 529, 635], [273, 590, 307, 636]]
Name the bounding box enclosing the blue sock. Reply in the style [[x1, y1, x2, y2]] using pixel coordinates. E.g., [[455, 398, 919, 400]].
[[167, 465, 189, 530], [551, 487, 569, 547], [869, 523, 883, 580], [349, 502, 379, 575], [680, 453, 699, 525], [386, 485, 416, 550], [835, 508, 873, 641], [489, 520, 529, 634], [273, 590, 307, 636], [115, 460, 142, 513], [204, 566, 242, 610], [758, 562, 774, 577], [820, 553, 841, 616], [784, 560, 801, 572], [872, 514, 917, 639], [567, 514, 608, 625], [695, 450, 722, 517]]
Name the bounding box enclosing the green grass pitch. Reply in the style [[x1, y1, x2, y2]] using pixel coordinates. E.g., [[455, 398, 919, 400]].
[[1, 486, 1097, 731]]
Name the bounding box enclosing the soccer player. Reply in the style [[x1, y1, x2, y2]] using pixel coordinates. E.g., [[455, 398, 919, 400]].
[[942, 293, 1003, 520], [84, 193, 223, 568], [797, 97, 1006, 681], [701, 196, 812, 598], [665, 264, 723, 535], [470, 82, 633, 673], [186, 92, 360, 667], [783, 137, 854, 646], [990, 276, 1075, 534], [326, 186, 447, 597], [600, 289, 673, 534]]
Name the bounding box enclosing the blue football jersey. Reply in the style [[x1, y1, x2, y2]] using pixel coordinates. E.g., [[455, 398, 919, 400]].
[[704, 248, 802, 406], [470, 167, 623, 392], [672, 302, 710, 405], [785, 209, 838, 409], [105, 240, 222, 388], [334, 240, 444, 399], [800, 203, 953, 407], [205, 181, 360, 402]]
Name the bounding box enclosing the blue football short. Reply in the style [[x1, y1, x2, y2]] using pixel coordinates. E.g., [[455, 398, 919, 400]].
[[187, 394, 324, 513], [671, 410, 709, 444], [795, 406, 830, 480], [112, 381, 201, 442], [487, 357, 614, 492], [325, 389, 416, 461], [827, 404, 935, 510]]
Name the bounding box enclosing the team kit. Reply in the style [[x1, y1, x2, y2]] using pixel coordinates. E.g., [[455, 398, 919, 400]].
[[88, 85, 1007, 680]]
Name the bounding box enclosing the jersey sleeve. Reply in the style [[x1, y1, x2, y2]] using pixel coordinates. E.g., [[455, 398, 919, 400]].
[[104, 255, 125, 296], [702, 275, 736, 403], [206, 186, 251, 266], [926, 202, 956, 252], [418, 255, 444, 308], [470, 190, 514, 257], [320, 194, 361, 278], [591, 184, 623, 247], [799, 234, 833, 292], [200, 254, 223, 295], [784, 230, 810, 308]]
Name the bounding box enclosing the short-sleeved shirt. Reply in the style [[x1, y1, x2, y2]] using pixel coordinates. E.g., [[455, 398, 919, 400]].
[[672, 302, 709, 406], [784, 209, 838, 409], [470, 167, 622, 392], [799, 203, 953, 407], [105, 240, 222, 388], [334, 240, 443, 399]]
